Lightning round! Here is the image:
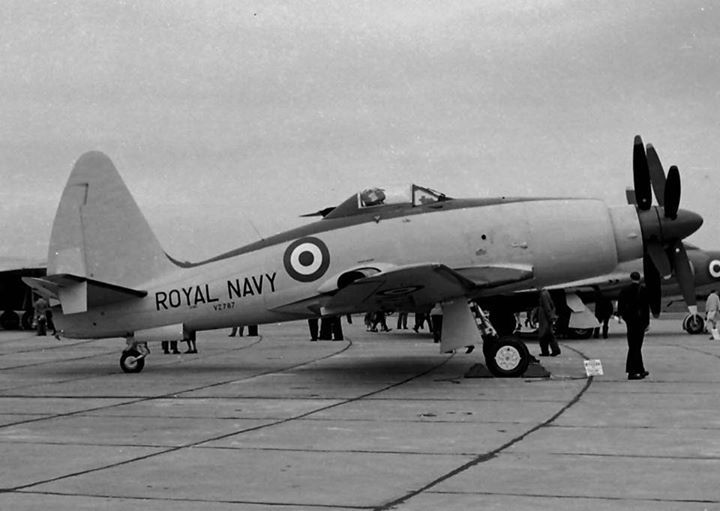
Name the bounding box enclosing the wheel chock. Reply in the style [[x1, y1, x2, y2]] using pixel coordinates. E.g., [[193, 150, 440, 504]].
[[464, 362, 551, 378]]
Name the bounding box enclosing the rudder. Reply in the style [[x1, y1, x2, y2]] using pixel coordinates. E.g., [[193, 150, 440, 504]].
[[48, 151, 176, 287]]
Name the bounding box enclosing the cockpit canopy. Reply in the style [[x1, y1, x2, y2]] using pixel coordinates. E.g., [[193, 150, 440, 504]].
[[323, 184, 450, 219]]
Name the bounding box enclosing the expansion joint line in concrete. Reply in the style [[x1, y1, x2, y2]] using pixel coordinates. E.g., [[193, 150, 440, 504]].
[[376, 344, 595, 511], [1, 339, 454, 497]]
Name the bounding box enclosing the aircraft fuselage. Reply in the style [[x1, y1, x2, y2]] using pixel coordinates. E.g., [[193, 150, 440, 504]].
[[53, 197, 644, 339]]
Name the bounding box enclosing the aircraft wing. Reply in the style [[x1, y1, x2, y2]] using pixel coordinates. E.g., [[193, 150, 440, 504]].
[[542, 270, 633, 295], [316, 262, 534, 315], [454, 264, 534, 288]]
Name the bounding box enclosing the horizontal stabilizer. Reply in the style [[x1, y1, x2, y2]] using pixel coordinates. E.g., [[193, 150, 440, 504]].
[[23, 274, 146, 314], [22, 277, 59, 301]]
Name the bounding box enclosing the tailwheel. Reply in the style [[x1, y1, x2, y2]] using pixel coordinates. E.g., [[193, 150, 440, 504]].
[[120, 348, 146, 373], [484, 335, 530, 377], [683, 313, 704, 334]]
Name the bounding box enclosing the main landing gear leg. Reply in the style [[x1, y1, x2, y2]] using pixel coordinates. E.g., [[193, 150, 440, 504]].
[[120, 338, 149, 373], [476, 306, 530, 378]]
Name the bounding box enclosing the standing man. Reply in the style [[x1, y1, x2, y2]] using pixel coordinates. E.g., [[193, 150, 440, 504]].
[[396, 311, 408, 330], [617, 271, 650, 380], [33, 296, 49, 336], [308, 318, 319, 341], [537, 288, 561, 356], [593, 287, 614, 339], [430, 303, 443, 343], [705, 290, 720, 339]]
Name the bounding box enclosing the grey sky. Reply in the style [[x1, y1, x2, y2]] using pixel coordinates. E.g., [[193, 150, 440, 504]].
[[1, 1, 718, 261]]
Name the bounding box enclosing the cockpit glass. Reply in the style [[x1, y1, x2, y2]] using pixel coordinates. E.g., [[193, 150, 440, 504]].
[[356, 185, 449, 210], [412, 185, 446, 206], [358, 186, 412, 208]]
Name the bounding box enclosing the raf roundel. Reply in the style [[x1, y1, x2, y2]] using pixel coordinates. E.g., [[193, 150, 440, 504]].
[[283, 237, 331, 282], [710, 259, 720, 279]]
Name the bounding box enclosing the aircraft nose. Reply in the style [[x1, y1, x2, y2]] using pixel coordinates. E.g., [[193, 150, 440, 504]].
[[662, 208, 703, 240]]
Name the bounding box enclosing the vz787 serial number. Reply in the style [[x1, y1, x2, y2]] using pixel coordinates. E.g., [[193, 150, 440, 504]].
[[213, 301, 236, 311]]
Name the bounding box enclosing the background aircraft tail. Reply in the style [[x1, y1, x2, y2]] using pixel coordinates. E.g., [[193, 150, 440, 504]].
[[48, 151, 177, 288]]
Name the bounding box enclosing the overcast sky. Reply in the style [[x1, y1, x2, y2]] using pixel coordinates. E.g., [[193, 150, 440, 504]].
[[1, 0, 718, 262]]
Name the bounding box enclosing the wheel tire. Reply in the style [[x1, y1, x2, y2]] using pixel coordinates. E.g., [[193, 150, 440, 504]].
[[485, 335, 530, 378], [0, 311, 20, 330], [684, 314, 704, 335], [120, 349, 145, 373], [568, 327, 594, 339]]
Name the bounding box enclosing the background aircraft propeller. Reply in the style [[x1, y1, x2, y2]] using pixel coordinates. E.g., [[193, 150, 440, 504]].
[[631, 135, 703, 317]]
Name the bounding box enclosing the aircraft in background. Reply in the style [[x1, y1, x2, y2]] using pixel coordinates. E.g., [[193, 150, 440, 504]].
[[22, 136, 703, 376], [498, 244, 720, 338]]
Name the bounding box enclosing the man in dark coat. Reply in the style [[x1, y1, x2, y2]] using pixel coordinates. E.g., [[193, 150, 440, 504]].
[[617, 272, 650, 380], [537, 288, 560, 356], [593, 287, 614, 339]]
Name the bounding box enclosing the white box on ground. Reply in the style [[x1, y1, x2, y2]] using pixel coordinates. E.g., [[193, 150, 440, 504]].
[[584, 359, 604, 376]]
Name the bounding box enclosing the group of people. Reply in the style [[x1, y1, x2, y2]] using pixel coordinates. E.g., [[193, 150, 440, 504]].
[[160, 339, 197, 355], [308, 316, 346, 341], [304, 309, 443, 343], [365, 308, 444, 342]]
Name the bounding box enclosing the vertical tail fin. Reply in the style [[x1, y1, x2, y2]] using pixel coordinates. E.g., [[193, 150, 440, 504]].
[[48, 151, 177, 287]]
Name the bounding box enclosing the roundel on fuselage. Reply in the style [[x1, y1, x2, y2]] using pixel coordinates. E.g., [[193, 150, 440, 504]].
[[709, 259, 720, 279], [283, 237, 330, 282]]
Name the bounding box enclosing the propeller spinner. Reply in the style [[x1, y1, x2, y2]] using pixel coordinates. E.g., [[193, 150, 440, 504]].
[[632, 135, 703, 317]]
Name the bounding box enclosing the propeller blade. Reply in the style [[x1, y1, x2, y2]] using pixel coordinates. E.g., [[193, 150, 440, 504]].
[[643, 254, 662, 317], [670, 241, 698, 315], [646, 240, 672, 278], [625, 188, 637, 205], [646, 144, 666, 206], [633, 135, 652, 210], [664, 165, 681, 220]]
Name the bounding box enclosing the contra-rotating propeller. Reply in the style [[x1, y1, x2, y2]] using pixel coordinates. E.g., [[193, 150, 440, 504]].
[[630, 135, 703, 317]]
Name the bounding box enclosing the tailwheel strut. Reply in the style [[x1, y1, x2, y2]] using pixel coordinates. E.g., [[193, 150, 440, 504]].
[[120, 344, 148, 373]]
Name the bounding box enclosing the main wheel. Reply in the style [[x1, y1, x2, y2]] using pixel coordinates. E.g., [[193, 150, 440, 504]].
[[485, 335, 530, 378], [120, 348, 145, 373], [683, 314, 704, 334]]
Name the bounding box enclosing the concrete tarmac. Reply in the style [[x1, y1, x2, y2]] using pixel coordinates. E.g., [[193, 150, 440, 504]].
[[1, 316, 720, 510]]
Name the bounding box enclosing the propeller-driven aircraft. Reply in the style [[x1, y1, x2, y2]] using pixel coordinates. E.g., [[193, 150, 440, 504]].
[[23, 136, 703, 376]]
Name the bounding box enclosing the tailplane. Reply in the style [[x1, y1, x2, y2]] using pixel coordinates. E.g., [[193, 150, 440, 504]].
[[48, 151, 177, 289]]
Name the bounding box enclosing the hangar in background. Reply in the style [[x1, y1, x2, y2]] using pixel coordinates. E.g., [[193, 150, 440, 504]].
[[0, 258, 45, 330]]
